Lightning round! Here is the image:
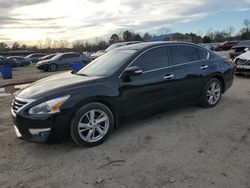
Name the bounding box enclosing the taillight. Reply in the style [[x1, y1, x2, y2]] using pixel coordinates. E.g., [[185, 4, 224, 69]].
[[224, 59, 236, 70]]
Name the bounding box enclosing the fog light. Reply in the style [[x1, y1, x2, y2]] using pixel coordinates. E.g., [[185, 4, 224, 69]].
[[29, 128, 51, 135]]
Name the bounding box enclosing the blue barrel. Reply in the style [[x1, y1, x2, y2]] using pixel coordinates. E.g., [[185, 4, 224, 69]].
[[72, 63, 85, 72], [1, 65, 12, 79], [0, 65, 4, 73]]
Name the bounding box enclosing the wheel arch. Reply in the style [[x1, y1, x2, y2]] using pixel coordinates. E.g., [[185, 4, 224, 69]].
[[69, 96, 120, 129], [210, 74, 225, 93]]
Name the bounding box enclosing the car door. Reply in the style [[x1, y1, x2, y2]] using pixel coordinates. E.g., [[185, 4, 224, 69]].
[[119, 46, 176, 116], [58, 54, 71, 68], [71, 53, 81, 64], [169, 45, 211, 105]]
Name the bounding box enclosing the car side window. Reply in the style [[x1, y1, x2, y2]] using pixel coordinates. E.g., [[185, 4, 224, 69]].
[[170, 46, 200, 65], [132, 47, 168, 71], [196, 48, 209, 60], [64, 54, 80, 59], [34, 54, 44, 58]]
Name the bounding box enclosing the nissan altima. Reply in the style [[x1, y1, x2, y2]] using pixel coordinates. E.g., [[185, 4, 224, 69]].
[[11, 42, 235, 147]]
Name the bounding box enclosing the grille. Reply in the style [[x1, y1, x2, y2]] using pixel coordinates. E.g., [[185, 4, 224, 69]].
[[237, 59, 250, 65], [12, 98, 28, 114]]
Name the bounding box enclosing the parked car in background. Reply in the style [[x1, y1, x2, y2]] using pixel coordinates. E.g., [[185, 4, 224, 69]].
[[234, 50, 250, 76], [24, 53, 47, 63], [6, 56, 26, 67], [0, 57, 7, 65], [12, 42, 235, 147], [6, 57, 18, 68], [90, 41, 142, 60], [214, 41, 238, 51], [39, 53, 58, 61], [36, 52, 88, 72], [0, 55, 5, 61], [82, 51, 91, 58], [89, 50, 105, 60], [229, 40, 250, 58]]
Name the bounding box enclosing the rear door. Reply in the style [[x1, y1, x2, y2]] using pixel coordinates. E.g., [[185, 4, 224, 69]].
[[58, 54, 69, 68], [169, 45, 211, 104], [120, 46, 176, 115]]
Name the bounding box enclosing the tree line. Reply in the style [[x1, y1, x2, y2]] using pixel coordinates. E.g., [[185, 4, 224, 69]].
[[0, 19, 249, 52]]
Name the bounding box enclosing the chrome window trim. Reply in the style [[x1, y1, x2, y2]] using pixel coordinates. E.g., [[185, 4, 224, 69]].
[[119, 43, 210, 78]]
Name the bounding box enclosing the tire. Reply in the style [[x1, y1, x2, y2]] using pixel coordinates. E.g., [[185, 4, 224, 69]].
[[235, 73, 243, 76], [201, 78, 222, 108], [70, 102, 114, 147], [43, 65, 49, 72], [49, 64, 58, 72]]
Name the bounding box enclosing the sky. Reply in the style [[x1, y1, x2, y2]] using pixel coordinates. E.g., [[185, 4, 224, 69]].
[[0, 0, 250, 45]]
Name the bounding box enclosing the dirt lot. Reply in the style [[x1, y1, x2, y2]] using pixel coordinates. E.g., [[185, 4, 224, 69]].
[[0, 66, 67, 87], [0, 75, 250, 188]]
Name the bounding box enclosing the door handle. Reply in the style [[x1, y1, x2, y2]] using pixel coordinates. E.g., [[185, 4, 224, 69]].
[[200, 65, 208, 70], [163, 74, 174, 79]]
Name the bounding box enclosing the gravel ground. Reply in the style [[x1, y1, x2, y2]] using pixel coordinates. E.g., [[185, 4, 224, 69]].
[[0, 75, 250, 188], [0, 66, 67, 87]]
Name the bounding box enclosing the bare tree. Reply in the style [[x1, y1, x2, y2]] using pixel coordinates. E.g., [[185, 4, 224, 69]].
[[45, 38, 53, 49], [226, 27, 235, 39], [37, 40, 43, 49], [52, 40, 59, 49], [58, 40, 69, 49], [157, 27, 171, 35], [243, 19, 250, 32]]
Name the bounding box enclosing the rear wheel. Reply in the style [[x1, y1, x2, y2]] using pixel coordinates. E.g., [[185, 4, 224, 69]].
[[201, 78, 222, 108], [49, 64, 58, 71], [70, 102, 114, 147], [235, 73, 243, 76]]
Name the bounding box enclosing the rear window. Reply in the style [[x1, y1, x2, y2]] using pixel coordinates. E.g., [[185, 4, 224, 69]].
[[32, 54, 45, 58], [63, 53, 80, 59], [197, 48, 209, 59], [170, 46, 200, 65]]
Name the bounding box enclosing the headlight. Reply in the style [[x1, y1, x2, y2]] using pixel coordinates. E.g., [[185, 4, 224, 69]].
[[28, 95, 70, 115]]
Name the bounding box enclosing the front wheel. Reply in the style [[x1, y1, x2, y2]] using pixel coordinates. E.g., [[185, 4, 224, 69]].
[[70, 102, 114, 147], [201, 78, 222, 108], [49, 64, 58, 72]]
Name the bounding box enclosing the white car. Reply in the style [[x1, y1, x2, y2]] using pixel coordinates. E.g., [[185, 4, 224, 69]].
[[234, 50, 250, 76]]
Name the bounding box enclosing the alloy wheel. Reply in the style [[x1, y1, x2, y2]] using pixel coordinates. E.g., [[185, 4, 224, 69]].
[[50, 64, 57, 71], [77, 109, 109, 143], [206, 81, 221, 105]]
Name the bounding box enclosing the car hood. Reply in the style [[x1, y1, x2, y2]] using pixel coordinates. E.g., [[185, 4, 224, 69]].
[[237, 51, 250, 60], [17, 71, 101, 99], [37, 59, 51, 65]]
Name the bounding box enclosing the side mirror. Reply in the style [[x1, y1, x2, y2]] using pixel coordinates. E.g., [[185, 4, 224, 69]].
[[124, 66, 143, 77]]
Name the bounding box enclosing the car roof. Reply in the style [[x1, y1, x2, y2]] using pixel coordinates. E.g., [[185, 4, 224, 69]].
[[62, 52, 80, 54], [117, 41, 201, 51]]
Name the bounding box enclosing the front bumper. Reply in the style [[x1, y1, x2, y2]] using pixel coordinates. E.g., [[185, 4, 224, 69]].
[[235, 65, 250, 75], [36, 64, 47, 70], [11, 108, 71, 143]]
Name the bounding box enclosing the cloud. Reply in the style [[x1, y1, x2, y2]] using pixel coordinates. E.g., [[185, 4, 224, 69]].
[[0, 0, 249, 44], [0, 0, 51, 9]]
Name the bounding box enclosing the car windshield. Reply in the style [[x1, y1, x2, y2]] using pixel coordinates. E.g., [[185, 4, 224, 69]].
[[50, 53, 62, 60], [43, 54, 55, 59], [77, 49, 137, 77]]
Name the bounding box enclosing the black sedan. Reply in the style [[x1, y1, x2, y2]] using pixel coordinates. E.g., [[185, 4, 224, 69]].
[[11, 42, 235, 147]]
